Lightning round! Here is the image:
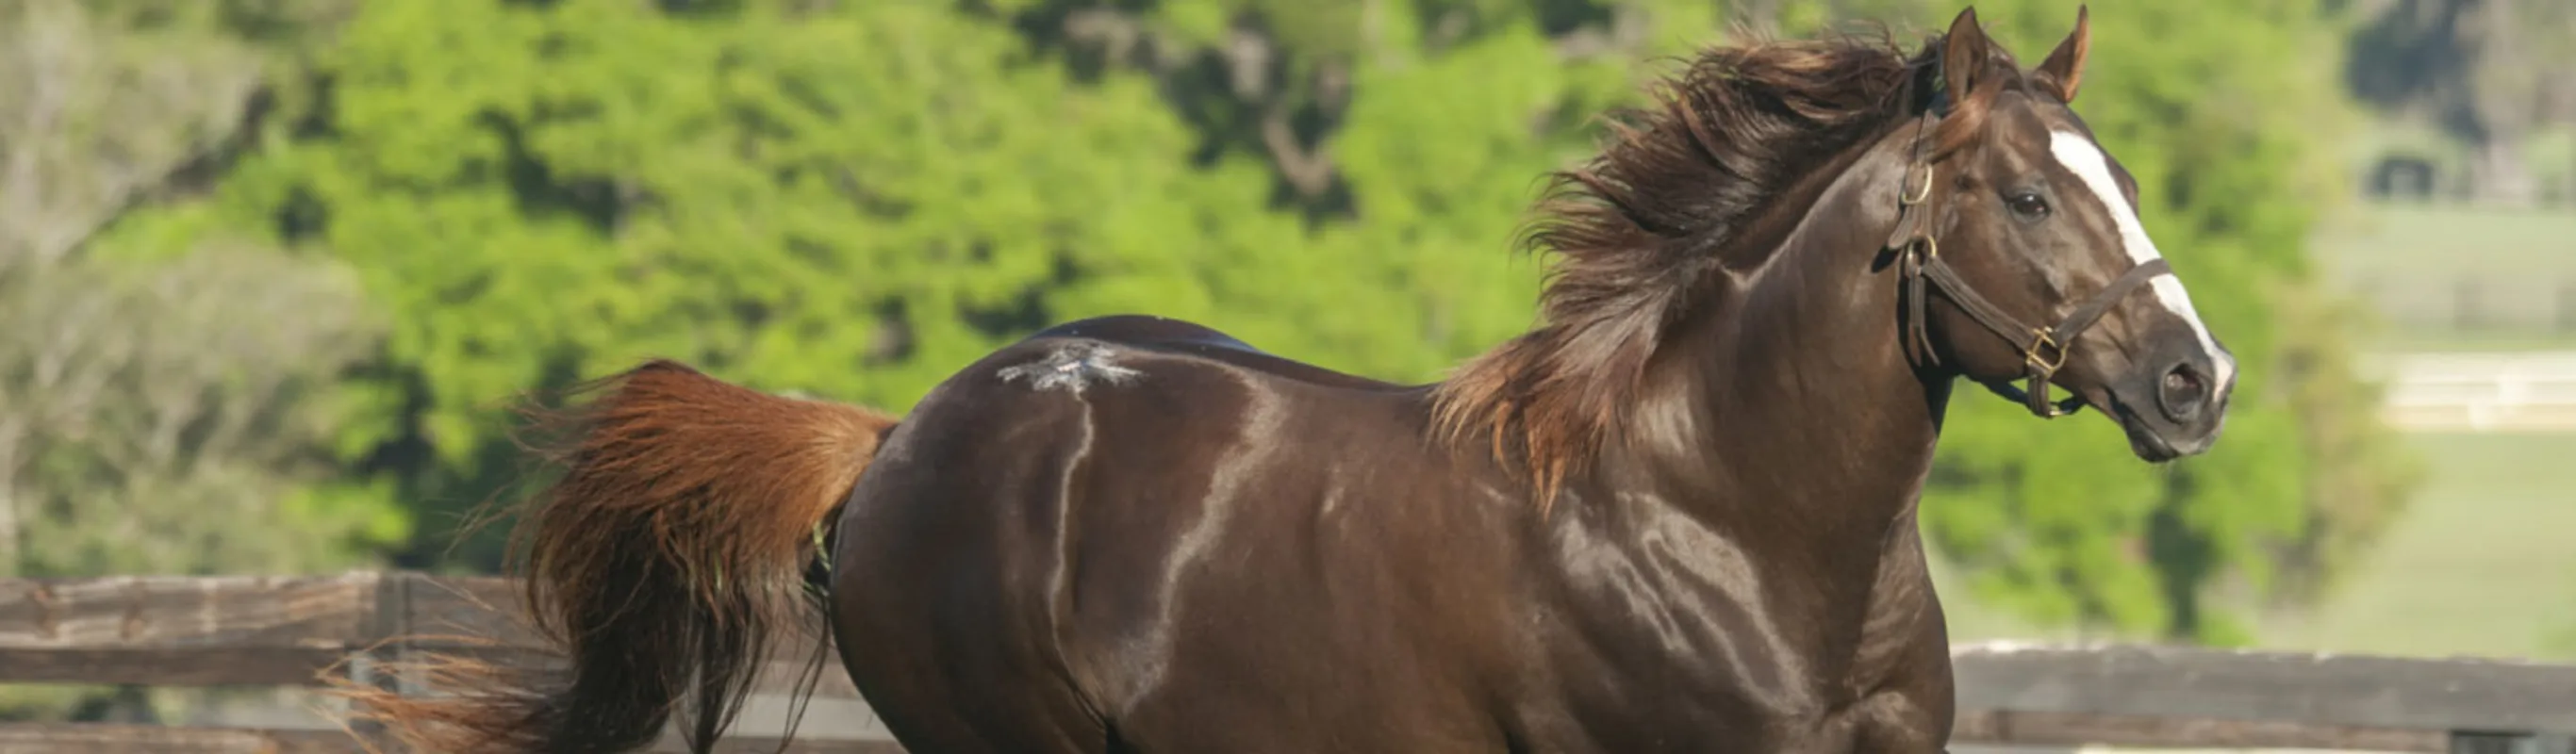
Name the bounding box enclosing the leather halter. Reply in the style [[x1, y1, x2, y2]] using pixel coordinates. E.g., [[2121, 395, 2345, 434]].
[[1881, 108, 2173, 418]]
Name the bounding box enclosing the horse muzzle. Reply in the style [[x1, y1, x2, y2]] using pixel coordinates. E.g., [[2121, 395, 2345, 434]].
[[2103, 333, 2235, 462]]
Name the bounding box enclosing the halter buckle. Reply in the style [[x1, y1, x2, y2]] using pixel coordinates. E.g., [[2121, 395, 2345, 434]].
[[2023, 328, 2068, 374]]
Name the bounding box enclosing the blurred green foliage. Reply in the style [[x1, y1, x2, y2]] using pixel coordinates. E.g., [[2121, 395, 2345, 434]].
[[29, 0, 2414, 648]]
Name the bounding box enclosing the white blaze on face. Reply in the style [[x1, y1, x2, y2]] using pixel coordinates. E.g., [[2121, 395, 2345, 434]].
[[2046, 130, 2235, 390]]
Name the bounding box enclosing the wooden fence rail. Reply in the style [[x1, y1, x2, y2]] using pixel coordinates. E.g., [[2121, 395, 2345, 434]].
[[5, 573, 2574, 752], [2371, 351, 2576, 433]]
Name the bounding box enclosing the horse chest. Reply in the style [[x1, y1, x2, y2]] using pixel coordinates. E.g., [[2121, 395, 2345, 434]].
[[1509, 526, 1950, 752], [1511, 650, 1947, 754]]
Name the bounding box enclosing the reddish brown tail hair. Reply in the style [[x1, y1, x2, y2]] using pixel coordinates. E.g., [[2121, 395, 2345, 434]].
[[337, 359, 898, 753]]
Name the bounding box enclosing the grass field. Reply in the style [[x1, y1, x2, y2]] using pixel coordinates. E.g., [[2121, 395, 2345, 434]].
[[2314, 202, 2576, 342], [2257, 432, 2576, 661], [1931, 434, 2576, 662], [1935, 202, 2576, 660], [2287, 203, 2576, 660], [2318, 202, 2576, 279]]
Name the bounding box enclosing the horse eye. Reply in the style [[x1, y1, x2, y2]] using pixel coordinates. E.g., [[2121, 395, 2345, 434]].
[[2006, 192, 2050, 220]]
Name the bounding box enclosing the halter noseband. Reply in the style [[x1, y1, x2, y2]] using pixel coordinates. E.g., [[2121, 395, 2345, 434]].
[[1881, 108, 2172, 418]]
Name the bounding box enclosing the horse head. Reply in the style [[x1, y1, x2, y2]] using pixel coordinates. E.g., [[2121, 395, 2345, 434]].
[[1890, 6, 2236, 461]]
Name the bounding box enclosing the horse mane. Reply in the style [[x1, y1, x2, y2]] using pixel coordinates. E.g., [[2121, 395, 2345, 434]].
[[1431, 27, 2013, 503]]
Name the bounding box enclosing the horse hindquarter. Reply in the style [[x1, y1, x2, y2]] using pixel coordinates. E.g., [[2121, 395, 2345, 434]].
[[827, 336, 1518, 753]]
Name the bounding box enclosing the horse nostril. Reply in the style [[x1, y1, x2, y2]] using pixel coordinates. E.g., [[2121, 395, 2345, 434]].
[[2164, 369, 2198, 395], [2160, 363, 2207, 417]]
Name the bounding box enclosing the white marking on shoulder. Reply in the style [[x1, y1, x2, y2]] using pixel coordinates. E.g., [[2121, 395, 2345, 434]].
[[997, 341, 1144, 395], [2047, 130, 2234, 389]]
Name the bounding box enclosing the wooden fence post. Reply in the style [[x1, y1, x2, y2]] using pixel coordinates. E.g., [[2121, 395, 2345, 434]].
[[342, 570, 412, 753]]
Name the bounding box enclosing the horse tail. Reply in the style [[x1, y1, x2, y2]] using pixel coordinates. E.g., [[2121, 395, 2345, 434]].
[[339, 359, 899, 753]]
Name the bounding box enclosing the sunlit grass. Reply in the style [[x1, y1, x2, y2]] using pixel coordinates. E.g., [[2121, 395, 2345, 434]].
[[1934, 431, 2576, 661], [2259, 432, 2576, 661], [2316, 201, 2576, 342]]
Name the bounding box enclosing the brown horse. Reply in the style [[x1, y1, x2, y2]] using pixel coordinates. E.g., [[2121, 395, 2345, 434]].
[[348, 6, 2236, 753]]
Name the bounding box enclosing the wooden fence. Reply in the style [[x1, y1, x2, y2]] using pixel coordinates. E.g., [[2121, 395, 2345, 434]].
[[2373, 351, 2576, 433], [4, 572, 2574, 752]]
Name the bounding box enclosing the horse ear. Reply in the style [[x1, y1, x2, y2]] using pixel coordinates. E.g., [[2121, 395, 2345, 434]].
[[1940, 6, 1991, 99], [2037, 5, 2091, 103]]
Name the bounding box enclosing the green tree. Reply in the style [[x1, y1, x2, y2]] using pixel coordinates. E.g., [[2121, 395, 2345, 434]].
[[0, 0, 396, 579], [151, 0, 1425, 567], [0, 0, 394, 722], [124, 0, 2413, 647], [2344, 0, 2576, 205]]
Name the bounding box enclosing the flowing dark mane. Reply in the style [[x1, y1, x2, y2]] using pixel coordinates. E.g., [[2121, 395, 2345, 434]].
[[1432, 29, 2007, 502]]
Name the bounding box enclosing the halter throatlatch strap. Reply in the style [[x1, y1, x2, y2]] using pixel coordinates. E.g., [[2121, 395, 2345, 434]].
[[1883, 110, 2175, 418]]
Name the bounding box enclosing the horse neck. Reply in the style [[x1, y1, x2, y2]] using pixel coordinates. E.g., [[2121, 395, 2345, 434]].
[[1603, 121, 1949, 556]]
